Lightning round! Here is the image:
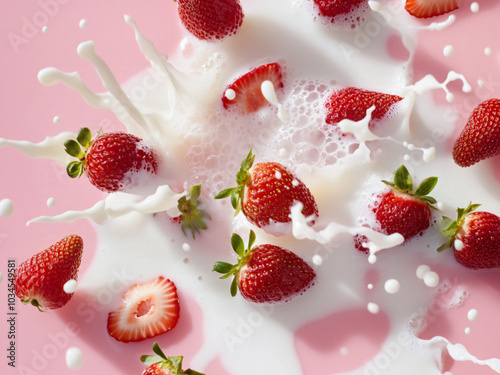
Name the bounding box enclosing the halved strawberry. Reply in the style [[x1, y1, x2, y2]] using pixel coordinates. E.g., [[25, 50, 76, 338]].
[[405, 0, 459, 19], [141, 342, 204, 375], [107, 276, 180, 343], [222, 63, 284, 112]]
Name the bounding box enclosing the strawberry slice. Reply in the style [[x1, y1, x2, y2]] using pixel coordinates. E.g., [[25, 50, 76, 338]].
[[222, 62, 284, 112], [405, 0, 459, 19], [107, 276, 180, 343]]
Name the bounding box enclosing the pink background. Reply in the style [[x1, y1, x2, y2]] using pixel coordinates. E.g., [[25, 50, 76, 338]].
[[1, 1, 500, 374]]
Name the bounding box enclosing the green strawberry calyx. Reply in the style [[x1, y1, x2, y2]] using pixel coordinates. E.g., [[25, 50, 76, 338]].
[[437, 202, 481, 252], [214, 149, 255, 216], [176, 185, 211, 239], [140, 342, 204, 375], [64, 127, 96, 179], [213, 230, 257, 297], [382, 164, 438, 208]]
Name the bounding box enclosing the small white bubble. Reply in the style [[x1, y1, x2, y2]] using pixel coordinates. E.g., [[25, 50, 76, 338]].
[[446, 92, 454, 103], [403, 154, 411, 161], [443, 45, 454, 57], [63, 279, 78, 294], [368, 254, 377, 264], [53, 116, 61, 124], [79, 19, 88, 29], [225, 89, 236, 100], [0, 199, 14, 218], [465, 327, 471, 335], [485, 47, 492, 56], [423, 271, 439, 288], [367, 283, 374, 290], [182, 243, 191, 252], [312, 254, 323, 266], [454, 239, 464, 251], [291, 179, 299, 186], [384, 279, 400, 294], [47, 197, 56, 207], [470, 2, 479, 13], [467, 309, 479, 321], [478, 80, 485, 87], [416, 264, 430, 279], [367, 302, 379, 314], [42, 26, 48, 33], [275, 171, 282, 179], [66, 347, 83, 369]]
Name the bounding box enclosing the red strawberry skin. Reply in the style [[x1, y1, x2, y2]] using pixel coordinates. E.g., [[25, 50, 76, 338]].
[[86, 132, 158, 192], [405, 0, 459, 19], [325, 87, 403, 128], [222, 63, 284, 112], [453, 211, 500, 269], [374, 190, 432, 240], [453, 98, 500, 167], [143, 363, 170, 375], [238, 244, 316, 303], [243, 162, 318, 230], [313, 0, 367, 18], [14, 235, 83, 311], [107, 276, 180, 343], [177, 0, 244, 41]]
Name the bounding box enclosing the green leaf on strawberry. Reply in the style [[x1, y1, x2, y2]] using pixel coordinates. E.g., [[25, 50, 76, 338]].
[[141, 342, 204, 375], [176, 185, 211, 239], [438, 202, 481, 252]]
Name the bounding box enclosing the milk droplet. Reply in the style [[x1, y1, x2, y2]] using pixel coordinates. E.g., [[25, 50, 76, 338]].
[[53, 115, 61, 124], [63, 279, 78, 294], [367, 302, 379, 314], [465, 327, 471, 335], [42, 26, 48, 33], [454, 239, 464, 251], [291, 179, 299, 186], [275, 171, 282, 179], [485, 47, 492, 56], [478, 79, 485, 87], [225, 89, 236, 100], [79, 19, 88, 29], [467, 309, 479, 321], [367, 283, 374, 290], [443, 45, 454, 57], [182, 243, 191, 252], [66, 347, 83, 369], [384, 279, 400, 294], [312, 254, 323, 266], [470, 2, 479, 13], [368, 0, 382, 12], [368, 254, 377, 264], [47, 197, 56, 207], [416, 264, 430, 279], [423, 271, 439, 287], [0, 199, 14, 218]]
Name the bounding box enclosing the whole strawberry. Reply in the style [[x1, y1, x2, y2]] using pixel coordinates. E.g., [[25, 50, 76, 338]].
[[14, 234, 83, 311], [213, 231, 316, 303], [177, 0, 244, 41], [141, 342, 204, 375], [452, 98, 500, 167], [325, 87, 403, 129], [215, 150, 318, 235], [373, 165, 438, 240], [65, 127, 158, 193], [313, 0, 367, 20], [439, 203, 500, 269]]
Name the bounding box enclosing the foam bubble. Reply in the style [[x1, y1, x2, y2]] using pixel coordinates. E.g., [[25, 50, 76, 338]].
[[468, 309, 479, 321], [367, 302, 379, 314], [384, 279, 400, 294]]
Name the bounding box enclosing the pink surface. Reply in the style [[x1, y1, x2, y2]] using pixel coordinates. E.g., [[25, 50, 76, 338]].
[[1, 1, 500, 375]]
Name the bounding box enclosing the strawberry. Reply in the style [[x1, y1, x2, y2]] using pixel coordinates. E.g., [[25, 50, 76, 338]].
[[370, 165, 438, 241], [141, 342, 204, 375], [213, 231, 316, 303], [171, 185, 210, 239], [107, 276, 180, 343], [14, 234, 83, 311], [222, 62, 284, 113], [452, 98, 500, 167], [439, 203, 500, 269], [65, 127, 158, 193], [215, 150, 318, 235], [405, 0, 459, 18], [312, 0, 367, 20], [325, 87, 403, 129], [177, 0, 244, 41]]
